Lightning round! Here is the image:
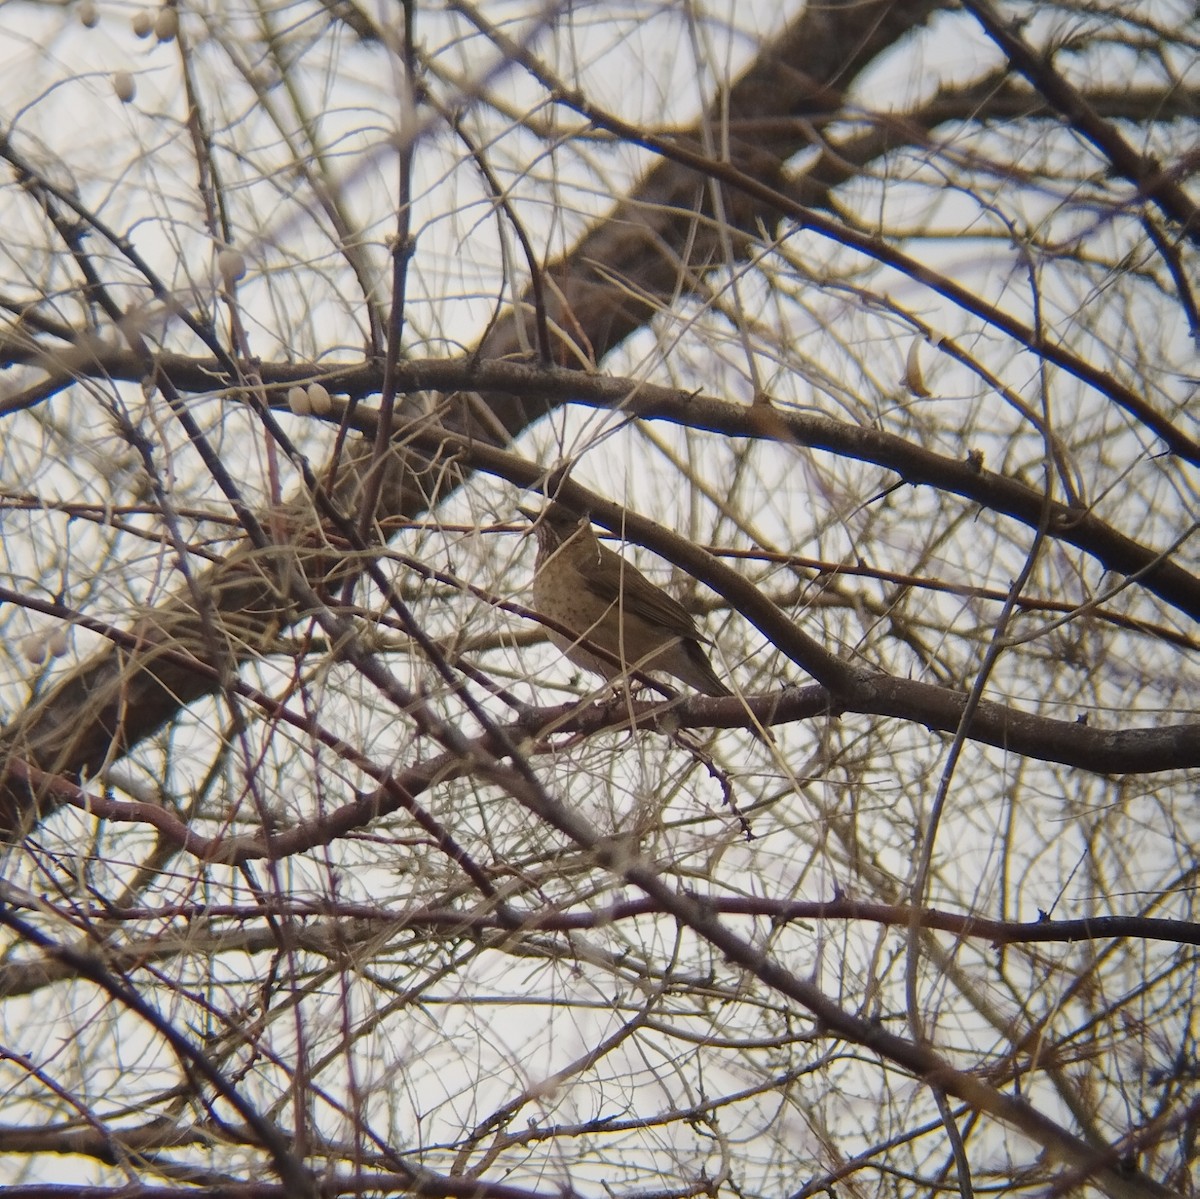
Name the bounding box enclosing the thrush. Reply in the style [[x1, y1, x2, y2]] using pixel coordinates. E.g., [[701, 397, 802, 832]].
[[522, 502, 732, 697]]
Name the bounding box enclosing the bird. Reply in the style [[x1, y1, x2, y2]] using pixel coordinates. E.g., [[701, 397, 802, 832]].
[[521, 502, 733, 698]]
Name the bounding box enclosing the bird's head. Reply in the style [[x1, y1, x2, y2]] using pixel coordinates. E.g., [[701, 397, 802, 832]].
[[518, 501, 590, 555]]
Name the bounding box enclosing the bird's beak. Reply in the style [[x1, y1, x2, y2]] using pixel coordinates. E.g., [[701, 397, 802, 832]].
[[515, 504, 542, 538]]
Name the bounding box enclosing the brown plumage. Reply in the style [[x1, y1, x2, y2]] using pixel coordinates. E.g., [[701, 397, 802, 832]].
[[523, 503, 731, 696]]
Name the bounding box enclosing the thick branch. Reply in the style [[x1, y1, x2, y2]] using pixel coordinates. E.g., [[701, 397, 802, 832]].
[[0, 0, 953, 836]]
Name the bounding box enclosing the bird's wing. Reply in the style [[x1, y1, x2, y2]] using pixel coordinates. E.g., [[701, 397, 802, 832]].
[[577, 545, 711, 643]]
